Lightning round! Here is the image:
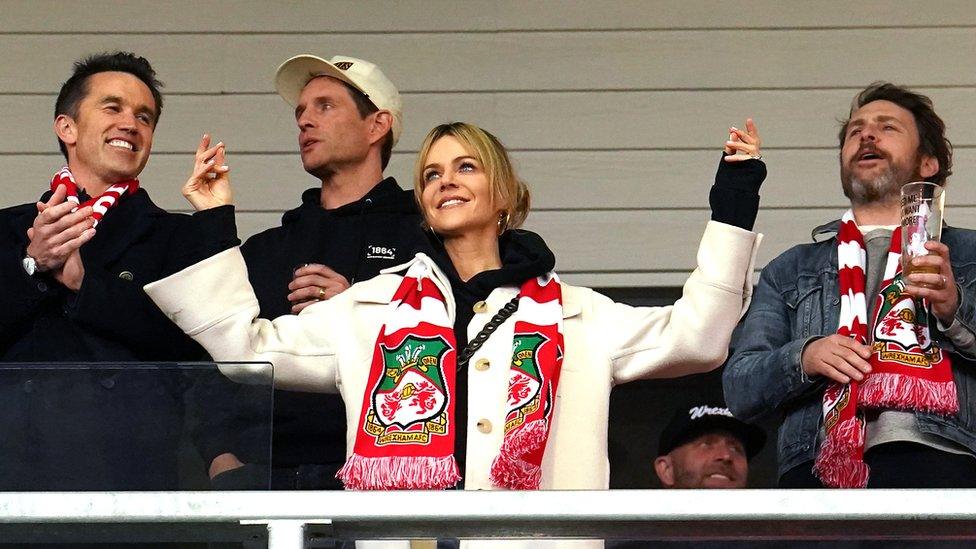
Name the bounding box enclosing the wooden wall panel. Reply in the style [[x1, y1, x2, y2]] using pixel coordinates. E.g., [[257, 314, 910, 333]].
[[4, 89, 976, 154], [4, 1, 975, 33], [2, 3, 974, 286], [1, 29, 975, 93]]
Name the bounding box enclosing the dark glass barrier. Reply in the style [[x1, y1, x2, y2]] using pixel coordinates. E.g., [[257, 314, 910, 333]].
[[0, 362, 272, 491]]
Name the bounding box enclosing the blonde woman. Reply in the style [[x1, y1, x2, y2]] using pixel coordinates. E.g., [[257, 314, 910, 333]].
[[147, 121, 763, 546]]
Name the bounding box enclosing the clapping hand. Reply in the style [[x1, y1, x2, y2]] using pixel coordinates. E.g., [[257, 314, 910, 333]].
[[26, 184, 95, 290]]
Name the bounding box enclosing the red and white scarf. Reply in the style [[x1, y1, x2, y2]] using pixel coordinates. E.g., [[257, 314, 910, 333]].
[[337, 255, 564, 490], [51, 166, 139, 226], [815, 210, 958, 488]]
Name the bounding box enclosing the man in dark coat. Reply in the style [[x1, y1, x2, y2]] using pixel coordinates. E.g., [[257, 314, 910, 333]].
[[206, 54, 427, 490], [0, 51, 235, 490]]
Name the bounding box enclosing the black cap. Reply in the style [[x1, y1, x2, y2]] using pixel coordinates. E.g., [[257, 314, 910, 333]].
[[658, 403, 766, 460]]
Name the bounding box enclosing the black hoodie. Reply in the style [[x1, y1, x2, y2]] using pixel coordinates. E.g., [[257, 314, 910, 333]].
[[238, 177, 426, 482], [427, 228, 556, 479], [242, 177, 425, 316]]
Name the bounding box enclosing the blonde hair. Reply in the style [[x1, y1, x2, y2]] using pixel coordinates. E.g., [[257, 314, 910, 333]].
[[414, 122, 530, 231]]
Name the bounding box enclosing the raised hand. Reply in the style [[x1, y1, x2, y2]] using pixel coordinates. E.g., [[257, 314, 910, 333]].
[[25, 184, 96, 272], [183, 134, 233, 211], [724, 118, 763, 163], [288, 264, 352, 314]]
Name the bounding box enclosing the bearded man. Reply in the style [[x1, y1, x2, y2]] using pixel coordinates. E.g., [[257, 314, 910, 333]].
[[724, 82, 976, 488], [654, 402, 765, 489]]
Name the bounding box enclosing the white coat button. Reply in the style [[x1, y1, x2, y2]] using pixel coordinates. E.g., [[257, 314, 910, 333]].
[[476, 419, 492, 433], [473, 301, 488, 314], [475, 358, 490, 371]]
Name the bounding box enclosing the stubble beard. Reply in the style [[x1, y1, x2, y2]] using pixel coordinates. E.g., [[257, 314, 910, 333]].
[[841, 155, 920, 208]]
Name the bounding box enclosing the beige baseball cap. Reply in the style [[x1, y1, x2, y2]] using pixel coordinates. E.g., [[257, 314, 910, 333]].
[[274, 54, 403, 145]]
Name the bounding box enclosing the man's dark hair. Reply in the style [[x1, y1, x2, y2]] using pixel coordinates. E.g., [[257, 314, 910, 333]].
[[54, 51, 164, 160], [838, 82, 952, 186], [340, 80, 393, 169]]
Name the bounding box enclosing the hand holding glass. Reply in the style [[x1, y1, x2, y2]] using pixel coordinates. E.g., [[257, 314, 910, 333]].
[[900, 181, 945, 277]]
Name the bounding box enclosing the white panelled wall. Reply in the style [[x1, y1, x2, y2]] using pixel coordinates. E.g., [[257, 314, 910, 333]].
[[2, 1, 975, 286]]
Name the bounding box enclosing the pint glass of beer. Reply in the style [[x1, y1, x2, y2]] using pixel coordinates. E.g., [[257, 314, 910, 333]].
[[900, 181, 945, 276]]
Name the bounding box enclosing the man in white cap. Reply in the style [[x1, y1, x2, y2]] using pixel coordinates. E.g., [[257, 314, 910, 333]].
[[207, 55, 426, 490]]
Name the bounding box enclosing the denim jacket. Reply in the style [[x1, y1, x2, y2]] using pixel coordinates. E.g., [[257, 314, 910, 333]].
[[723, 221, 976, 479]]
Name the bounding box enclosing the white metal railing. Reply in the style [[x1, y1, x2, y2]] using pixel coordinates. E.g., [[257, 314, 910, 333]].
[[1, 489, 976, 547]]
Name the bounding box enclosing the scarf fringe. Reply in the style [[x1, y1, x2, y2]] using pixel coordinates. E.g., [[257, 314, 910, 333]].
[[821, 211, 957, 489], [860, 373, 959, 415], [490, 457, 542, 490], [336, 454, 461, 490], [813, 417, 869, 488], [489, 419, 548, 490]]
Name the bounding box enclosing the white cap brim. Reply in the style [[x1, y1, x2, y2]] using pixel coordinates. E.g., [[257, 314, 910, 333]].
[[273, 54, 402, 146], [274, 54, 364, 107]]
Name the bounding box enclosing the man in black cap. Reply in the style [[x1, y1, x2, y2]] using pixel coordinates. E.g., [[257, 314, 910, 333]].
[[654, 402, 765, 489]]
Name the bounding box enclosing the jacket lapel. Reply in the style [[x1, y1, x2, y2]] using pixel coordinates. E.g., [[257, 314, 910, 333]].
[[8, 205, 38, 243], [80, 189, 161, 268], [559, 284, 582, 319]]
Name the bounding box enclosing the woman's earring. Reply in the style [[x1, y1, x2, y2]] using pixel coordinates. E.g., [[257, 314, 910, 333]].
[[497, 211, 511, 235]]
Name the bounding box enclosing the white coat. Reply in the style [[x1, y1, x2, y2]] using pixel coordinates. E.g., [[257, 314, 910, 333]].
[[145, 220, 761, 547]]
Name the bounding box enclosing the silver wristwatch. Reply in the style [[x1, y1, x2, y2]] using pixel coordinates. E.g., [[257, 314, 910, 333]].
[[22, 255, 39, 276]]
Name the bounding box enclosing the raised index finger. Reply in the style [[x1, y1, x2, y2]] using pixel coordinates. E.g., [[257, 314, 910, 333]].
[[743, 118, 762, 150], [746, 118, 759, 138], [197, 133, 211, 155]]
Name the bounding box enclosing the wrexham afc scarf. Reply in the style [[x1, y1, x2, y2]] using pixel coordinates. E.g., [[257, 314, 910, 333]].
[[51, 167, 139, 227], [814, 210, 958, 488], [337, 255, 565, 490]]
